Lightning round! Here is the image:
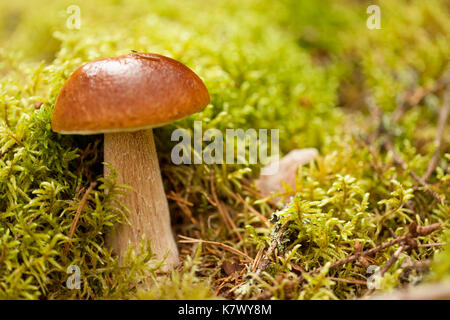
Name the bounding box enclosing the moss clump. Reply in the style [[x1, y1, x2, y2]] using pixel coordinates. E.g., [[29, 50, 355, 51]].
[[0, 0, 449, 299]]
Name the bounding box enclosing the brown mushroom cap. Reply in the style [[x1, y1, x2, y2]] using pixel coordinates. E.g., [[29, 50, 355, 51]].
[[51, 53, 210, 134]]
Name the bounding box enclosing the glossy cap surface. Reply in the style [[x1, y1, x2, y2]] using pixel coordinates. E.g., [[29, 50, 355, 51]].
[[51, 53, 210, 134]]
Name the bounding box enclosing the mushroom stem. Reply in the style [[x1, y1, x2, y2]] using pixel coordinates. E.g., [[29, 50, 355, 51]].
[[104, 129, 179, 270]]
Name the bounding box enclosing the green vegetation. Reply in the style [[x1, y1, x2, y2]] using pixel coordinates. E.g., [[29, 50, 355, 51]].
[[0, 0, 449, 299]]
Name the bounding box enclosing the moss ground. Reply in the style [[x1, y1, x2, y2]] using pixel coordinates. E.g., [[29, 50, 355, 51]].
[[0, 0, 449, 299]]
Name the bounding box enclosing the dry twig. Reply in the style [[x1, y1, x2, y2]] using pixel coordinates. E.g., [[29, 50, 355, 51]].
[[64, 182, 97, 256]]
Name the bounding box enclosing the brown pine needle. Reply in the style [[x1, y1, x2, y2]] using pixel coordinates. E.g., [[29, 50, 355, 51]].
[[230, 191, 270, 227], [253, 222, 442, 299], [251, 245, 266, 272], [167, 191, 194, 207], [64, 182, 97, 256], [210, 170, 247, 253], [423, 92, 449, 182]]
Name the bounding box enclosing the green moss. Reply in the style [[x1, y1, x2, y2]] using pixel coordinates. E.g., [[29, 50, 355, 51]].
[[0, 0, 449, 299]]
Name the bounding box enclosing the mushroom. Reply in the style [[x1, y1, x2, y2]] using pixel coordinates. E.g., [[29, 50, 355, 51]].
[[51, 52, 210, 270]]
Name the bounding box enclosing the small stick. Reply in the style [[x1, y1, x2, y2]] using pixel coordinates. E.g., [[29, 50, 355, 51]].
[[315, 236, 409, 275], [167, 191, 193, 206], [327, 277, 367, 286], [251, 245, 266, 272], [393, 69, 450, 123], [418, 242, 446, 248]]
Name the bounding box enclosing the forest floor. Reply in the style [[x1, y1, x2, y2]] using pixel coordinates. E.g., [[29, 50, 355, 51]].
[[0, 0, 449, 299]]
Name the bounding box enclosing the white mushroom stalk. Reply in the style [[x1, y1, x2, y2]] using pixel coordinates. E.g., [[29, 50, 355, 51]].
[[104, 130, 179, 269]]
